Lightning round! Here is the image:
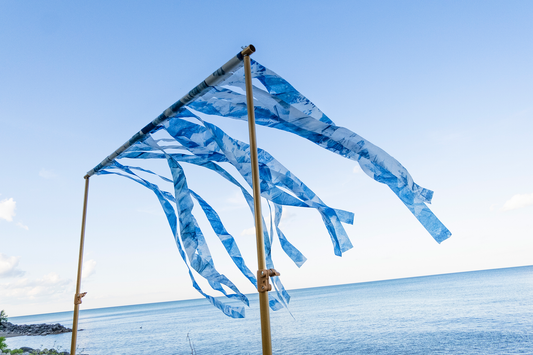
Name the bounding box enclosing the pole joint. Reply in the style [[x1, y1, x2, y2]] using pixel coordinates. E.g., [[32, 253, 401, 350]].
[[257, 269, 280, 293], [241, 44, 256, 57]]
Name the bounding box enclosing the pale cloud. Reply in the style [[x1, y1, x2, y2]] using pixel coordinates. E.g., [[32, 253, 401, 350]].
[[0, 272, 71, 300], [502, 193, 533, 211], [39, 168, 58, 179], [353, 165, 363, 174], [221, 192, 249, 212], [16, 222, 29, 230], [227, 192, 247, 206], [280, 209, 297, 226], [241, 227, 256, 236], [82, 259, 97, 279], [0, 197, 16, 222], [0, 253, 25, 278]]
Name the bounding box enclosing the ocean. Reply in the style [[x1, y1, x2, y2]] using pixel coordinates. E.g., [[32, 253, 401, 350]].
[[6, 265, 533, 354]]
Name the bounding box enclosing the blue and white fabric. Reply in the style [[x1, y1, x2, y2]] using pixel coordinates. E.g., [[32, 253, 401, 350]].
[[93, 59, 451, 318]]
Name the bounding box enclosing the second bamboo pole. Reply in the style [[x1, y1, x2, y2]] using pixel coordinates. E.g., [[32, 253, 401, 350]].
[[70, 176, 90, 355]]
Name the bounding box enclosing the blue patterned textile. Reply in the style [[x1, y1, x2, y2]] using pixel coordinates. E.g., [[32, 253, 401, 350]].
[[188, 60, 450, 243], [92, 59, 450, 318]]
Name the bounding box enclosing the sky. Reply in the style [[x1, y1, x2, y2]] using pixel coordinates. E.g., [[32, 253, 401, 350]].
[[1, 1, 532, 317]]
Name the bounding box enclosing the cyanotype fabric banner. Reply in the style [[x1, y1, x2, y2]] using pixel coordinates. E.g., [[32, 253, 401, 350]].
[[91, 59, 451, 318], [188, 60, 450, 243]]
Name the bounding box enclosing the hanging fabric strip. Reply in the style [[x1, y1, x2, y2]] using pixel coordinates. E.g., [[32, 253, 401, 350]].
[[121, 133, 322, 309], [96, 162, 246, 318], [145, 141, 250, 306], [135, 136, 288, 310], [273, 203, 307, 267], [120, 148, 308, 271], [100, 161, 246, 306], [185, 60, 450, 243], [164, 113, 354, 255], [189, 190, 256, 285]]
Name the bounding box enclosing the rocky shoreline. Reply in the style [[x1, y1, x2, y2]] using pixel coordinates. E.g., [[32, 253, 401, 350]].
[[0, 321, 72, 337], [1, 322, 74, 354]]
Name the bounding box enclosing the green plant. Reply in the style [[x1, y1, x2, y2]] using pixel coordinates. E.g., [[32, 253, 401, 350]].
[[0, 337, 8, 352], [0, 310, 7, 325]]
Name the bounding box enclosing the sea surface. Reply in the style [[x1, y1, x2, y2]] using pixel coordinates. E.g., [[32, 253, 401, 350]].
[[6, 265, 533, 354]]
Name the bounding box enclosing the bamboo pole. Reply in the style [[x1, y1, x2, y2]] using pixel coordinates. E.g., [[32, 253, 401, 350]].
[[243, 45, 274, 355], [70, 176, 90, 355]]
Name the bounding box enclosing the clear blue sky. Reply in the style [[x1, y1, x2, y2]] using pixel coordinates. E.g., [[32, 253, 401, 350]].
[[1, 1, 532, 317]]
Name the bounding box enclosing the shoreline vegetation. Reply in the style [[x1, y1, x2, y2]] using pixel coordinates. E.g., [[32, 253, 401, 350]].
[[0, 341, 71, 355], [1, 331, 73, 355]]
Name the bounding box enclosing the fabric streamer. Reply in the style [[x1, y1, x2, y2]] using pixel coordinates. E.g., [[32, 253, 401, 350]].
[[188, 59, 450, 243], [91, 59, 451, 318]]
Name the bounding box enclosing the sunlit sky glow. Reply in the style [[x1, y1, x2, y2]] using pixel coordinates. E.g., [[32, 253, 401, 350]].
[[1, 1, 532, 317]]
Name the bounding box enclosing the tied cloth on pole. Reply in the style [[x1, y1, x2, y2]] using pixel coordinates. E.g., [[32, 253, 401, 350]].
[[86, 53, 451, 319]]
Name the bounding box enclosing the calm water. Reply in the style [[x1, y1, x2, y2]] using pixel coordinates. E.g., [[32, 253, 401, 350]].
[[6, 266, 533, 354]]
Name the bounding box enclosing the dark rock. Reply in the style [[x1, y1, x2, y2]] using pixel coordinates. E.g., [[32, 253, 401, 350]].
[[0, 321, 72, 337], [20, 347, 34, 352]]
